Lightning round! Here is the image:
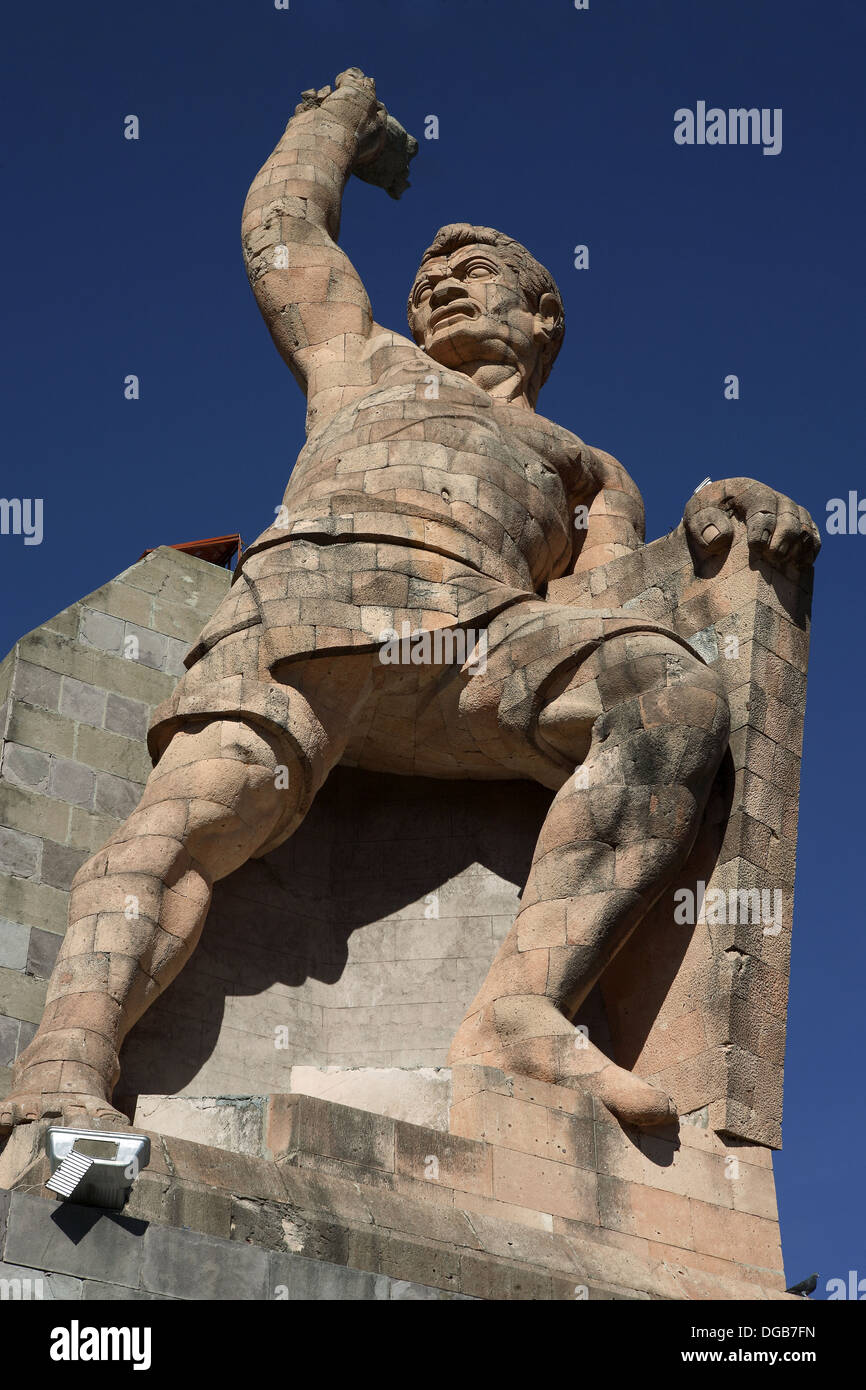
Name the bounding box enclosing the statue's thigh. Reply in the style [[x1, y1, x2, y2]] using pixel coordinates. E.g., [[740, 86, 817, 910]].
[[458, 606, 704, 784]]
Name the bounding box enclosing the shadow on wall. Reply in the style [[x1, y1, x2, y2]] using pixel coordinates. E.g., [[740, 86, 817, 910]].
[[118, 752, 734, 1104], [118, 767, 553, 1097]]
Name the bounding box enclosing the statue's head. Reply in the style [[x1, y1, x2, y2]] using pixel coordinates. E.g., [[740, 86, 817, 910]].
[[407, 224, 565, 406]]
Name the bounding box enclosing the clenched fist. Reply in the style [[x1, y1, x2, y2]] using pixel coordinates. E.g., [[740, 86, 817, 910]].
[[294, 67, 418, 199], [683, 478, 821, 569]]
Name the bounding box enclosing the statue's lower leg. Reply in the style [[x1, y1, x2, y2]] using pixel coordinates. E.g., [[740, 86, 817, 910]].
[[0, 720, 288, 1133], [449, 640, 730, 1128]]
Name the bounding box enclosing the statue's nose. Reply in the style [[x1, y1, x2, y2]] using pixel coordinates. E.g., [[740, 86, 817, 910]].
[[429, 277, 469, 309]]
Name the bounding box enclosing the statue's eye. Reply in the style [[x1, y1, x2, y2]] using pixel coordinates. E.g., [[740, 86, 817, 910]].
[[465, 261, 496, 280]]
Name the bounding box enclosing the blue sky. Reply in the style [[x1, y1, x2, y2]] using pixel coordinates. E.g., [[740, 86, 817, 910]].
[[2, 0, 864, 1292]]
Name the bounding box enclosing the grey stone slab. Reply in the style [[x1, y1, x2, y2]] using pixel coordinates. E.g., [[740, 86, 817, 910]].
[[151, 598, 207, 643], [94, 771, 141, 819], [687, 625, 720, 664], [0, 653, 14, 709], [40, 840, 87, 891], [0, 967, 47, 1025], [0, 783, 70, 843], [122, 624, 167, 672], [0, 1013, 20, 1066], [0, 1261, 82, 1300], [89, 650, 174, 705], [164, 636, 191, 676], [104, 692, 149, 741], [48, 758, 95, 808], [5, 1192, 146, 1289], [42, 605, 81, 641], [76, 724, 151, 782], [84, 580, 153, 628], [125, 1172, 232, 1240], [387, 1277, 475, 1300], [0, 1185, 10, 1253], [0, 878, 67, 935], [79, 609, 125, 654], [270, 1251, 380, 1300], [26, 927, 62, 980], [12, 662, 61, 712], [83, 1281, 176, 1301], [5, 703, 75, 758], [18, 630, 96, 682], [142, 1224, 269, 1301], [0, 920, 30, 971], [0, 826, 41, 880], [59, 677, 106, 727], [1, 745, 50, 796], [17, 1020, 36, 1054]]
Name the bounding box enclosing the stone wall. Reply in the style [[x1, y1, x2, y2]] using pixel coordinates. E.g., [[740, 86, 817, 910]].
[[0, 1187, 467, 1301], [0, 548, 230, 1096]]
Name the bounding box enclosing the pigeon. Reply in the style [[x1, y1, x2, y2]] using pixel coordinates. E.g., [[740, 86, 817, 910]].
[[786, 1272, 818, 1297]]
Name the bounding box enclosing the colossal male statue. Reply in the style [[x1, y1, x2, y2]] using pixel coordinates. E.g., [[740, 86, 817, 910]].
[[0, 70, 820, 1138]]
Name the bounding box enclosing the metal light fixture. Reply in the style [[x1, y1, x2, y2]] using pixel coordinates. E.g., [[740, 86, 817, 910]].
[[45, 1128, 151, 1209]]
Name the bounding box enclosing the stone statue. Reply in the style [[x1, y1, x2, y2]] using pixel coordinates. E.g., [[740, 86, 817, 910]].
[[0, 70, 820, 1138]]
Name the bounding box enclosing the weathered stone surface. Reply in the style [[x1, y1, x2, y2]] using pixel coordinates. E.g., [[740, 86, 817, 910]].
[[0, 1016, 19, 1067], [82, 1281, 175, 1301], [25, 928, 62, 980], [0, 921, 29, 972], [141, 1223, 269, 1300], [288, 1065, 452, 1129], [4, 1192, 145, 1287], [133, 1094, 263, 1155], [0, 1261, 82, 1299], [0, 969, 46, 1026]]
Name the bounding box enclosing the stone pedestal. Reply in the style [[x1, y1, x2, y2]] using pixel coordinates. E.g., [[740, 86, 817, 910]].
[[0, 1076, 791, 1300]]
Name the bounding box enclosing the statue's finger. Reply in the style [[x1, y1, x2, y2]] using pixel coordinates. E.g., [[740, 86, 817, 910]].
[[769, 504, 802, 559], [686, 504, 733, 556], [745, 505, 777, 551]]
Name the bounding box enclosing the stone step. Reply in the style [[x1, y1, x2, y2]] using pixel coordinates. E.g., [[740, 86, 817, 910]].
[[0, 1083, 792, 1300]]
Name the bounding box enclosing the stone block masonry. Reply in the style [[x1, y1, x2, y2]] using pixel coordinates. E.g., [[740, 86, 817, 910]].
[[0, 548, 231, 1094], [0, 1082, 793, 1300]]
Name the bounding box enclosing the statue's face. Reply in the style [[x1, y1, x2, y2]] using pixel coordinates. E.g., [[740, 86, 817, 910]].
[[409, 243, 540, 375]]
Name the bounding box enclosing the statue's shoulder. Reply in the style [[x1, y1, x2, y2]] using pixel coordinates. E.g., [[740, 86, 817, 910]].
[[497, 401, 590, 460]]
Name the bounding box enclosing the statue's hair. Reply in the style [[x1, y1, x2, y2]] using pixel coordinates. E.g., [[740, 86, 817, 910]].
[[408, 224, 565, 394]]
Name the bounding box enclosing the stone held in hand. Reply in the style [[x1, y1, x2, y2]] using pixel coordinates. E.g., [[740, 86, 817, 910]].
[[353, 112, 419, 199]]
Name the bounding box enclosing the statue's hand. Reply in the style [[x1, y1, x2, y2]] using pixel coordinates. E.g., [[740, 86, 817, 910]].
[[294, 68, 418, 199], [683, 478, 821, 569]]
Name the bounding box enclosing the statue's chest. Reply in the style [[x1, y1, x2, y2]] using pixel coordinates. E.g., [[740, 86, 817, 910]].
[[313, 365, 582, 492]]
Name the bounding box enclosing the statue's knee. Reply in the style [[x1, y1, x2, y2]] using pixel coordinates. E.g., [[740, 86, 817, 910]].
[[656, 655, 729, 743], [536, 682, 600, 764], [684, 661, 730, 742], [598, 643, 729, 746], [216, 719, 283, 771]]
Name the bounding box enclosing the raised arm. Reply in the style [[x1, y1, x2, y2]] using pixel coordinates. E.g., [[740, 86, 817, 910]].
[[241, 69, 417, 423]]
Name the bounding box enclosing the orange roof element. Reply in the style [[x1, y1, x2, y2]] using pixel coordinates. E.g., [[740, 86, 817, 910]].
[[138, 534, 242, 569]]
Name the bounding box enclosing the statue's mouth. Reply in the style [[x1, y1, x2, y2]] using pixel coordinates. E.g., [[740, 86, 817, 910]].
[[429, 301, 479, 331]]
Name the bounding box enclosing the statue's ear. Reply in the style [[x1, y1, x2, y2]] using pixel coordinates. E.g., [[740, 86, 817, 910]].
[[534, 291, 563, 345]]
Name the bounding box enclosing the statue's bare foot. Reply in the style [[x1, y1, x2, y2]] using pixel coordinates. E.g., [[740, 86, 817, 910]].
[[0, 1089, 130, 1136], [449, 997, 677, 1129], [0, 1050, 129, 1136]]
